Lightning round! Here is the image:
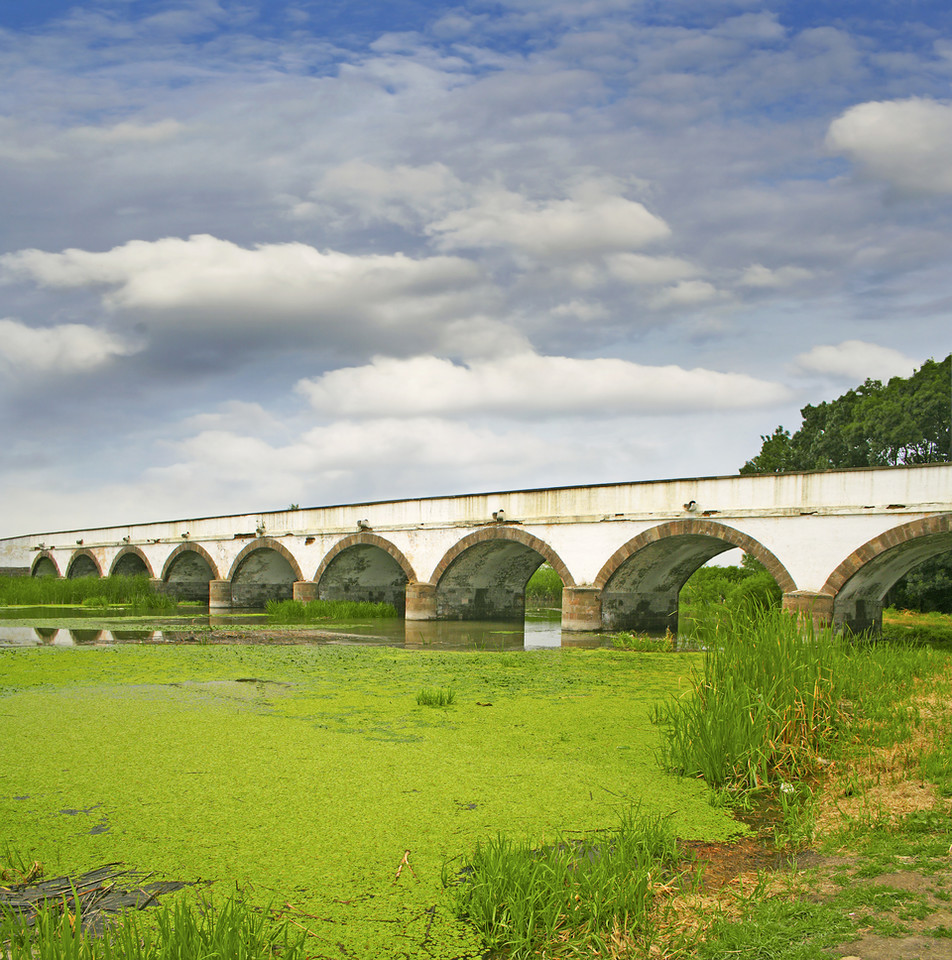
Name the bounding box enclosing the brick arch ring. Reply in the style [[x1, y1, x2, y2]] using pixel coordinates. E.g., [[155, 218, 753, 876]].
[[160, 542, 221, 582], [593, 519, 796, 593], [821, 513, 952, 597], [429, 527, 576, 588], [66, 547, 103, 578], [227, 536, 304, 582], [311, 532, 417, 585], [31, 550, 61, 577], [109, 545, 155, 578]]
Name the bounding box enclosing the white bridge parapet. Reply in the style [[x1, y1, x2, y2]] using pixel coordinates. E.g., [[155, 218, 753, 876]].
[[3, 463, 951, 634]]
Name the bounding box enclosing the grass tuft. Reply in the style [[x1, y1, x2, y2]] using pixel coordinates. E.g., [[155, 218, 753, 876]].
[[416, 687, 456, 707], [610, 631, 675, 652]]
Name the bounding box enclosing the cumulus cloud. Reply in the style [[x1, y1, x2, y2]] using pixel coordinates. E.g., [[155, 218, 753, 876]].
[[0, 235, 496, 359], [795, 340, 920, 381], [427, 183, 671, 259], [296, 352, 790, 419], [826, 97, 952, 195], [0, 318, 138, 374]]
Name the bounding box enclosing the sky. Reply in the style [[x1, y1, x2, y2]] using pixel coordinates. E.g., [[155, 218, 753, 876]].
[[1, 0, 950, 538]]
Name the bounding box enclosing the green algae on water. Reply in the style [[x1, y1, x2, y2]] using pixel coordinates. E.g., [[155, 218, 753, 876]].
[[0, 644, 743, 958]]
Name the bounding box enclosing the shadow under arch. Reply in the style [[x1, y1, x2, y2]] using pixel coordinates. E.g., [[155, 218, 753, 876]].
[[593, 519, 795, 633], [161, 543, 221, 601], [228, 537, 303, 607], [31, 551, 61, 578], [66, 548, 102, 579], [312, 533, 417, 615], [430, 527, 575, 622], [821, 513, 952, 634], [110, 546, 154, 579]]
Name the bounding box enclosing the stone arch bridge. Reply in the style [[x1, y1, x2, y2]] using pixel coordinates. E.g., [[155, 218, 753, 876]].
[[3, 464, 950, 635]]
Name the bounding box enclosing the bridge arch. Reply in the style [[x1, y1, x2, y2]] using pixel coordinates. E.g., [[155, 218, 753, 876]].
[[31, 551, 60, 578], [161, 543, 221, 601], [110, 546, 154, 578], [822, 514, 952, 634], [594, 520, 795, 633], [66, 549, 102, 579], [430, 528, 574, 621], [313, 534, 416, 615], [228, 537, 303, 607]]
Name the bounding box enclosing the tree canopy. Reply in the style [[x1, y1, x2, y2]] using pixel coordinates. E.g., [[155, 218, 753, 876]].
[[740, 353, 951, 613], [740, 354, 951, 475]]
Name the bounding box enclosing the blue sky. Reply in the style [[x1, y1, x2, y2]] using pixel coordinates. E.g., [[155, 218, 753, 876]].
[[1, 0, 950, 536]]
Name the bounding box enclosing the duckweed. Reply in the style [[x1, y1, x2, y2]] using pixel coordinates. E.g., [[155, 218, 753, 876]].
[[0, 644, 742, 957]]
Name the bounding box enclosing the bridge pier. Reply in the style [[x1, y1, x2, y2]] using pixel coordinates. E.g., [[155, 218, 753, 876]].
[[561, 587, 602, 632], [405, 582, 437, 620], [781, 591, 834, 630], [209, 579, 232, 610], [293, 581, 319, 602]]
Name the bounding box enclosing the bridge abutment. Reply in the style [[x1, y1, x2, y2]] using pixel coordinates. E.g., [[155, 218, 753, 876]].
[[561, 587, 602, 632]]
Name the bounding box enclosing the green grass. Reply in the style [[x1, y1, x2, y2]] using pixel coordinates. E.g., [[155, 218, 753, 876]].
[[416, 687, 456, 707], [446, 808, 678, 959], [0, 890, 306, 960], [882, 607, 952, 646], [264, 597, 397, 621]]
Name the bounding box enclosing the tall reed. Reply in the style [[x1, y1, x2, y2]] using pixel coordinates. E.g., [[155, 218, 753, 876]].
[[0, 892, 306, 960], [265, 598, 397, 622], [653, 605, 850, 789], [446, 809, 678, 958], [0, 576, 165, 607]]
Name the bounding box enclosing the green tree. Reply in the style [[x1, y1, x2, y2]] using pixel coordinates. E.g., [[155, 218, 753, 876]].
[[741, 354, 951, 474], [740, 353, 952, 612]]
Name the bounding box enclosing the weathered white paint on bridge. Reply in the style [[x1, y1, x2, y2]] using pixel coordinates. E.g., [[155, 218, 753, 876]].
[[3, 464, 950, 634]]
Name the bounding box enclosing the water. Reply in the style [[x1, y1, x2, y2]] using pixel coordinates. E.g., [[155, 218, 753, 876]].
[[0, 605, 608, 650]]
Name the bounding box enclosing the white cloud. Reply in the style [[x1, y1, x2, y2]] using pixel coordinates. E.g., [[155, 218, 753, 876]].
[[428, 184, 671, 259], [826, 97, 952, 195], [70, 120, 185, 144], [649, 279, 723, 308], [0, 318, 138, 374], [606, 253, 699, 286], [311, 160, 463, 224], [739, 263, 814, 288], [296, 352, 790, 419], [0, 235, 495, 359], [795, 340, 920, 382]]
